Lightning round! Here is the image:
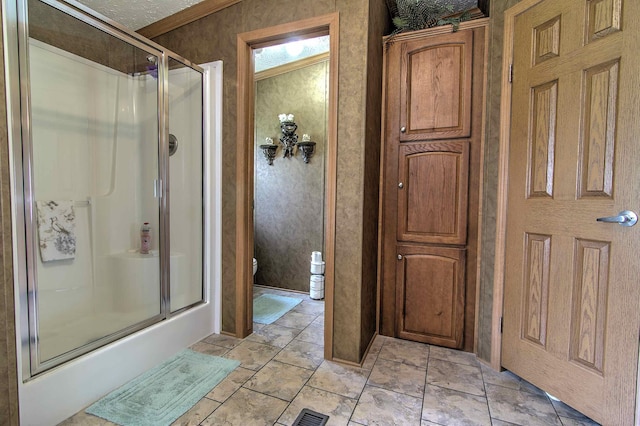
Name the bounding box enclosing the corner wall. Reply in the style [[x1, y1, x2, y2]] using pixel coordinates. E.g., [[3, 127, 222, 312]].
[[476, 0, 523, 362]]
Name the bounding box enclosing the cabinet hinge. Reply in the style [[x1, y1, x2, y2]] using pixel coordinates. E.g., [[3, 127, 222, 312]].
[[508, 63, 513, 83], [500, 316, 504, 334]]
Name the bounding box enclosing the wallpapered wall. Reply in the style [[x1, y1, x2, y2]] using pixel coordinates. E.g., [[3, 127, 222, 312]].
[[254, 60, 328, 293], [154, 0, 388, 363], [476, 0, 523, 362]]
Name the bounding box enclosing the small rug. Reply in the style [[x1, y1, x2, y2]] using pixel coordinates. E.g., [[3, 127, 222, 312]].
[[86, 349, 240, 426], [253, 293, 302, 324]]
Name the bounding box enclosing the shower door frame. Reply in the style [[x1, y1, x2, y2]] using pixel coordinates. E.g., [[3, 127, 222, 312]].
[[6, 0, 207, 378]]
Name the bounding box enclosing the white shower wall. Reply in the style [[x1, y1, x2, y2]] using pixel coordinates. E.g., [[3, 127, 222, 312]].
[[29, 39, 162, 361]]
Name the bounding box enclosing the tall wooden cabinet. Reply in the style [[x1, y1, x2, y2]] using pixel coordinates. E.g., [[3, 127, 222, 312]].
[[379, 20, 488, 351]]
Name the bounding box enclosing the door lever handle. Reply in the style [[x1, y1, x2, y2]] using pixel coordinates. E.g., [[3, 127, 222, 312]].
[[596, 210, 637, 227]]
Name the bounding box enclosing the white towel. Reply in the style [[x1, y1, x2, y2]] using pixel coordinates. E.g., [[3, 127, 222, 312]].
[[36, 200, 76, 262]]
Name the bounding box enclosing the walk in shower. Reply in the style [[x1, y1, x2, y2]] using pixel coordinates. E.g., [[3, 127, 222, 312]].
[[4, 0, 221, 421]]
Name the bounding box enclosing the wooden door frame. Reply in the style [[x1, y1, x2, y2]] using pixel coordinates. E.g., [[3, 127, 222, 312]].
[[493, 2, 640, 420], [236, 13, 339, 360]]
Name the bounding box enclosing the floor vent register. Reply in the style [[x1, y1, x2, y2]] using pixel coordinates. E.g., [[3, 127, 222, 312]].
[[291, 408, 330, 426]]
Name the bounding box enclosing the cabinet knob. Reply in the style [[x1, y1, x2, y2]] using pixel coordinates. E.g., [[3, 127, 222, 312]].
[[400, 126, 406, 133], [398, 182, 404, 189], [397, 254, 403, 260]]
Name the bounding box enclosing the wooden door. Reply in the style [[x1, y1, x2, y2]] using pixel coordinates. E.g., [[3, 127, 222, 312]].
[[397, 141, 469, 245], [396, 244, 465, 348], [502, 0, 640, 424], [399, 30, 473, 142]]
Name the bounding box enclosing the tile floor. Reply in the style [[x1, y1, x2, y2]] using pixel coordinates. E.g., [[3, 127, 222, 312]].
[[61, 286, 600, 426]]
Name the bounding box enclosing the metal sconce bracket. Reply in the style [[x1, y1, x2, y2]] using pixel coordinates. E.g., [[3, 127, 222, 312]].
[[296, 141, 316, 163], [259, 143, 278, 165]]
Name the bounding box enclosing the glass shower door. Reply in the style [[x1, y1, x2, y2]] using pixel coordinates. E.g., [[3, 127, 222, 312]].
[[167, 58, 204, 312], [25, 0, 163, 372]]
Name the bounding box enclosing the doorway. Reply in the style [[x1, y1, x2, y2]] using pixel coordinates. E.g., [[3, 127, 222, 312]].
[[236, 14, 339, 359]]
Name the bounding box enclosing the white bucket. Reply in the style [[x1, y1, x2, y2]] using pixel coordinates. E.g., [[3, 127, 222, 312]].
[[310, 289, 324, 300], [310, 261, 325, 275], [310, 275, 325, 291], [310, 275, 325, 300], [311, 251, 322, 262]]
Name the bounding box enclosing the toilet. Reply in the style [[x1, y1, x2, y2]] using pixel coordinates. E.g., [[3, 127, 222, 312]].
[[252, 258, 257, 277]]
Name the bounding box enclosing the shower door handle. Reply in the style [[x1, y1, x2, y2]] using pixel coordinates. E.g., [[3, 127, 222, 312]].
[[154, 179, 163, 198]]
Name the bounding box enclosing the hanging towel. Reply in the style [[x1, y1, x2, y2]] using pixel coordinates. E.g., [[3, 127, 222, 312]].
[[36, 200, 76, 262]]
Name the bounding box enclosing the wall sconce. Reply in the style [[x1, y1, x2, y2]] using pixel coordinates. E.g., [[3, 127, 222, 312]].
[[259, 137, 278, 165], [297, 133, 316, 163], [279, 113, 298, 158]]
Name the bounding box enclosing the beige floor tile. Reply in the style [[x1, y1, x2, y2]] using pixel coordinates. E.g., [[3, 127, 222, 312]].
[[202, 333, 243, 349], [189, 341, 229, 357], [428, 345, 479, 367], [486, 383, 562, 425], [351, 386, 422, 425], [421, 384, 491, 426], [295, 323, 324, 344], [307, 361, 369, 399], [480, 364, 545, 396], [490, 420, 520, 426], [427, 358, 485, 397], [274, 340, 324, 370], [377, 338, 429, 368], [312, 315, 325, 327], [292, 300, 324, 316], [274, 311, 318, 329], [360, 335, 385, 371], [58, 411, 117, 425], [559, 416, 601, 426], [223, 340, 280, 371], [170, 397, 220, 426], [246, 324, 301, 348], [205, 367, 255, 403], [252, 322, 267, 331], [243, 360, 313, 401], [202, 387, 287, 426], [551, 399, 598, 423], [278, 386, 356, 426], [367, 357, 426, 398]]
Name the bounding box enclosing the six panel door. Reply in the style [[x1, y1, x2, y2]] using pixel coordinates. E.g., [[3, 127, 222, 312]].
[[502, 0, 640, 423]]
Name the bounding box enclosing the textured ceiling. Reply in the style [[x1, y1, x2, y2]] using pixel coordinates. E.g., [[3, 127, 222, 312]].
[[75, 0, 207, 30]]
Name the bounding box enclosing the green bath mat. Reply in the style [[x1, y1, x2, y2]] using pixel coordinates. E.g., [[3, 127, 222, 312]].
[[86, 349, 239, 426], [253, 293, 302, 324]]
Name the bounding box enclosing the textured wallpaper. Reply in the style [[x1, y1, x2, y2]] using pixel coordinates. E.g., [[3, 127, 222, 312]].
[[254, 60, 328, 293], [477, 0, 523, 363]]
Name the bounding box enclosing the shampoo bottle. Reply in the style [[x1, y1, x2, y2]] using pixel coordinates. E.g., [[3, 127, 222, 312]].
[[140, 222, 151, 254]]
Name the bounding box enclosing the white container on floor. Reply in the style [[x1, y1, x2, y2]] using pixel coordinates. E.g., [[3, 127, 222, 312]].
[[310, 275, 325, 300], [310, 261, 325, 275], [311, 251, 322, 262]]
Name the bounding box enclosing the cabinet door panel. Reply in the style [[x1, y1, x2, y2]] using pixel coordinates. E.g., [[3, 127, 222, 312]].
[[396, 245, 466, 348], [397, 141, 469, 244], [400, 30, 473, 141]]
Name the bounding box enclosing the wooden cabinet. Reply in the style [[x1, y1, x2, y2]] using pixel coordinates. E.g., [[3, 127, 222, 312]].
[[379, 20, 488, 351], [396, 245, 466, 347]]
